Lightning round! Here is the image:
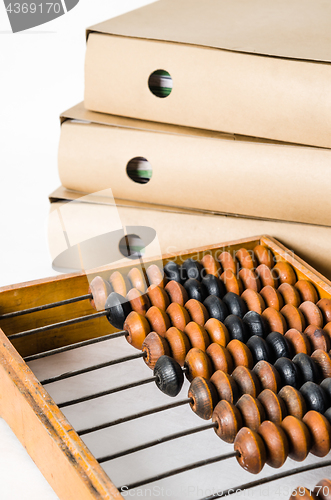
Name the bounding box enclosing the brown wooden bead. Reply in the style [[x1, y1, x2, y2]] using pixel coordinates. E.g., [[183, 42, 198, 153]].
[[146, 264, 165, 287], [241, 289, 265, 314], [204, 318, 229, 347], [317, 298, 331, 325], [88, 276, 111, 311], [212, 400, 242, 443], [253, 244, 274, 268], [188, 377, 218, 420], [123, 311, 150, 350], [206, 343, 234, 373], [236, 394, 265, 431], [273, 261, 297, 285], [324, 322, 331, 339], [303, 410, 331, 457], [311, 349, 331, 378], [262, 307, 287, 334], [201, 254, 221, 277], [304, 325, 330, 353], [166, 303, 190, 331], [295, 280, 319, 304], [164, 327, 190, 366], [281, 304, 306, 332], [185, 299, 209, 326], [258, 421, 289, 468], [184, 322, 210, 351], [221, 270, 243, 295], [147, 284, 170, 311], [217, 251, 237, 273], [284, 328, 311, 356], [239, 268, 261, 292], [210, 371, 238, 404], [126, 288, 150, 316], [127, 267, 146, 293], [314, 479, 331, 500], [109, 271, 127, 296], [299, 301, 324, 329], [142, 332, 171, 369], [256, 264, 277, 289], [164, 280, 188, 306], [232, 366, 260, 398], [184, 348, 213, 381], [290, 487, 318, 500], [253, 360, 281, 393], [278, 283, 301, 307], [257, 389, 287, 424], [234, 427, 266, 474], [260, 285, 284, 311], [145, 306, 170, 336], [278, 385, 307, 419], [227, 339, 253, 369], [281, 415, 311, 461], [235, 247, 256, 270]]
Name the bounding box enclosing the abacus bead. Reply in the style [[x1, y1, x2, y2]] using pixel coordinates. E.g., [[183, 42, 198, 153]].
[[239, 268, 261, 292], [206, 343, 234, 373], [281, 304, 306, 332], [201, 254, 221, 277], [146, 264, 165, 287], [317, 298, 331, 324], [109, 271, 127, 296], [300, 381, 328, 413], [257, 389, 287, 424], [266, 332, 292, 361], [262, 307, 287, 335], [105, 292, 132, 330], [153, 355, 184, 397], [123, 311, 150, 350], [203, 295, 229, 323], [281, 415, 311, 461], [234, 427, 266, 474], [212, 400, 242, 443], [278, 283, 301, 307], [236, 394, 265, 431], [314, 479, 331, 500], [278, 385, 307, 418], [274, 357, 301, 388], [324, 408, 331, 425], [241, 289, 265, 314], [295, 280, 319, 304], [247, 336, 270, 364], [142, 332, 171, 369], [260, 286, 284, 311], [290, 488, 318, 500], [163, 261, 182, 284], [300, 301, 324, 328], [184, 322, 210, 351], [227, 339, 253, 369], [127, 267, 146, 292], [254, 245, 274, 268], [311, 350, 331, 379], [304, 325, 330, 352], [253, 361, 281, 393], [284, 328, 311, 356], [320, 377, 331, 402], [210, 370, 238, 403], [222, 292, 247, 318], [302, 410, 331, 457], [166, 303, 190, 331], [324, 322, 331, 339], [204, 318, 229, 347], [221, 270, 243, 295], [182, 258, 204, 281], [218, 251, 237, 274], [274, 261, 297, 285], [184, 348, 213, 381], [201, 274, 226, 299], [147, 285, 170, 311], [258, 421, 289, 468], [183, 278, 207, 302], [164, 281, 188, 306], [165, 327, 191, 366], [126, 288, 150, 316], [256, 264, 277, 288], [188, 377, 218, 420], [224, 315, 249, 343], [88, 276, 111, 311], [232, 366, 260, 398], [236, 247, 256, 270], [185, 299, 209, 326], [243, 311, 268, 338], [145, 306, 170, 336], [293, 353, 319, 384]]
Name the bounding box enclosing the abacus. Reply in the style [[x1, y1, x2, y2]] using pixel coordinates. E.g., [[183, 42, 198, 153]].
[[1, 235, 331, 500]]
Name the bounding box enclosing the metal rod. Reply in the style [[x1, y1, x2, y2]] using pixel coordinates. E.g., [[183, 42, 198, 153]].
[[98, 422, 217, 463], [40, 352, 146, 385], [0, 293, 92, 320], [78, 398, 192, 436]]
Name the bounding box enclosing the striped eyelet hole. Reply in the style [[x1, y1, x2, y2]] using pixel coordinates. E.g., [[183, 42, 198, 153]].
[[148, 69, 173, 98], [126, 157, 152, 184]]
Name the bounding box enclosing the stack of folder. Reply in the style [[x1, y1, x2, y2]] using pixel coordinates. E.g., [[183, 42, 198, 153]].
[[50, 0, 331, 277]]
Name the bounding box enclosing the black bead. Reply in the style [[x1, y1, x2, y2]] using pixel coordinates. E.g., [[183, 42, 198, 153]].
[[203, 295, 229, 323], [153, 355, 184, 397], [164, 261, 183, 284], [223, 292, 248, 318], [243, 311, 268, 338], [247, 336, 270, 364], [300, 381, 328, 413], [274, 357, 301, 389], [201, 274, 226, 298], [181, 258, 204, 281], [324, 407, 331, 425], [292, 353, 319, 385], [320, 378, 331, 405], [105, 292, 132, 330], [266, 332, 292, 362], [224, 314, 249, 343], [184, 278, 208, 302]]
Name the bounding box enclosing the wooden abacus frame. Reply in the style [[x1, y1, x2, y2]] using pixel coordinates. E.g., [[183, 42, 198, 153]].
[[1, 235, 331, 500]]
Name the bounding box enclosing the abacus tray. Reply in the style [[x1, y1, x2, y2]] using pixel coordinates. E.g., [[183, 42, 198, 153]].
[[1, 235, 331, 500]]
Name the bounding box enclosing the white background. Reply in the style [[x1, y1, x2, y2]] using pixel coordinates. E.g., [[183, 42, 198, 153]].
[[0, 1, 153, 498]]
